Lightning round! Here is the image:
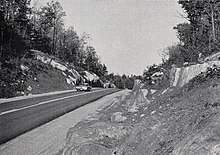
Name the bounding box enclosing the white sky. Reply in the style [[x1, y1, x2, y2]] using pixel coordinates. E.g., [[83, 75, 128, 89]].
[[35, 0, 186, 75]]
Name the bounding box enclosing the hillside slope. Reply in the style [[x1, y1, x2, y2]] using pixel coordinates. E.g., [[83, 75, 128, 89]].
[[57, 62, 220, 155], [0, 50, 101, 98]]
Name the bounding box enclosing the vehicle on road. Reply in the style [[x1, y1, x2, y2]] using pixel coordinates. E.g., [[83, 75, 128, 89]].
[[75, 83, 92, 91]]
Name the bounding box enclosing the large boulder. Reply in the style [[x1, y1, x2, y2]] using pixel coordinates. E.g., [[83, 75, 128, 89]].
[[125, 80, 149, 112]]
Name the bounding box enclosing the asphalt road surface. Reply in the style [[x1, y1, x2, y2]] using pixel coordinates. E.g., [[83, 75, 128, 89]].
[[0, 88, 120, 144]]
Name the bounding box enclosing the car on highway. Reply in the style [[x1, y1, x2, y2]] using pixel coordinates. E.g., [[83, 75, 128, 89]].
[[75, 83, 92, 91]]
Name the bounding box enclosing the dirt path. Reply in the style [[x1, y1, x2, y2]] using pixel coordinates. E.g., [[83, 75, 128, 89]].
[[0, 90, 129, 155]]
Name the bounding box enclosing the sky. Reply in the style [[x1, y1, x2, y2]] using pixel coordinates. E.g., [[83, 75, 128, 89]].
[[35, 0, 186, 75]]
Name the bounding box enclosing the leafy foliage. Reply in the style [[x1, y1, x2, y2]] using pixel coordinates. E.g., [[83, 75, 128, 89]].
[[114, 77, 125, 89], [161, 0, 220, 67], [0, 0, 111, 97], [0, 60, 25, 98], [0, 0, 32, 61], [124, 78, 135, 90]]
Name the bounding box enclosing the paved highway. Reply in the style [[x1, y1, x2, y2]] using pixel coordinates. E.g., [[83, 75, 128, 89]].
[[0, 88, 120, 144], [0, 88, 102, 114]]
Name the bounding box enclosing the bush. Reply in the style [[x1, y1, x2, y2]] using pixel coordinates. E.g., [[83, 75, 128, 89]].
[[0, 60, 26, 98], [0, 58, 52, 98]]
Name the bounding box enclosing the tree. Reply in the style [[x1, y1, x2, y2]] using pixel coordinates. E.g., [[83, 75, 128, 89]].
[[143, 64, 160, 83], [176, 0, 220, 59], [84, 46, 99, 72], [44, 1, 65, 55], [58, 27, 81, 63], [0, 0, 32, 61], [102, 64, 108, 76], [125, 77, 134, 90], [114, 76, 125, 89], [30, 1, 65, 55]]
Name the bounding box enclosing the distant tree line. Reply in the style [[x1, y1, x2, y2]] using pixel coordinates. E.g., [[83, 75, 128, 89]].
[[105, 73, 142, 89]]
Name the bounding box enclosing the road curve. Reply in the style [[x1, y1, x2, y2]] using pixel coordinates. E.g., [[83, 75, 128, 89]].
[[0, 88, 120, 144]]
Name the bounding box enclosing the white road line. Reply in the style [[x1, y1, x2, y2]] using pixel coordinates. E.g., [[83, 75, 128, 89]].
[[0, 89, 109, 116], [0, 88, 100, 104]]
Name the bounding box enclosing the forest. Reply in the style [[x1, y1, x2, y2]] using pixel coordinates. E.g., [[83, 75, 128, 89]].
[[143, 0, 220, 84], [0, 0, 108, 76], [0, 0, 137, 97]]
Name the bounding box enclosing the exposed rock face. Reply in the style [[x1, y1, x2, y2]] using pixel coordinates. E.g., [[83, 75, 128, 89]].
[[115, 83, 220, 155], [172, 113, 220, 155], [58, 77, 220, 155], [32, 50, 81, 85], [58, 80, 150, 155], [170, 61, 220, 87], [126, 80, 149, 113], [83, 71, 99, 82], [62, 121, 127, 155]]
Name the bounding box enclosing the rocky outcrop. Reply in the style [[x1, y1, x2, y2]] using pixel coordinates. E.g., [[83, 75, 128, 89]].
[[55, 57, 220, 155], [58, 80, 150, 155], [32, 50, 81, 85], [62, 121, 128, 155], [125, 80, 149, 113], [170, 61, 220, 87], [82, 71, 99, 82]]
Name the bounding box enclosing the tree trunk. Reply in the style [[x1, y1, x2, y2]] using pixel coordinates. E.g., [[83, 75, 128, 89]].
[[0, 28, 3, 60], [0, 15, 3, 60], [209, 34, 211, 52], [54, 29, 58, 56], [211, 4, 216, 42], [52, 20, 56, 55]]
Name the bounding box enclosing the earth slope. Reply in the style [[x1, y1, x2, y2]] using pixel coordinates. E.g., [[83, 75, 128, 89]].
[[58, 66, 220, 154]]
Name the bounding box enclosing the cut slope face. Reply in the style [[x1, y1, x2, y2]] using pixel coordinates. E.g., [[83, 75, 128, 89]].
[[170, 61, 220, 87], [83, 71, 99, 81], [57, 80, 150, 155], [57, 75, 220, 155], [33, 50, 80, 85], [17, 50, 80, 95], [24, 67, 75, 94]]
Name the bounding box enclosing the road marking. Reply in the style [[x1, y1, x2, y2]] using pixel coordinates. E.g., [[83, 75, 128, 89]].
[[0, 89, 112, 116], [0, 88, 100, 104]]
